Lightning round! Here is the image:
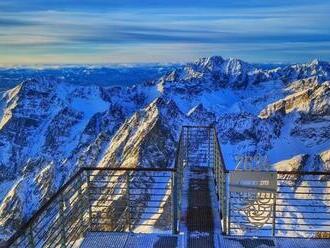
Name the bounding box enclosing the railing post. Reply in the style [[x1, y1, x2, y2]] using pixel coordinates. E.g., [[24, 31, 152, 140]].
[[208, 127, 211, 168], [86, 170, 93, 230], [27, 226, 35, 248], [59, 194, 67, 248], [126, 171, 132, 232], [272, 188, 277, 236], [171, 172, 178, 234], [186, 127, 189, 168], [77, 171, 85, 230], [227, 191, 231, 235], [223, 172, 228, 235]]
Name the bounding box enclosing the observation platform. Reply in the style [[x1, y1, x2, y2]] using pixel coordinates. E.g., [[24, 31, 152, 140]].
[[80, 230, 330, 248], [5, 126, 330, 248], [81, 165, 330, 248], [80, 232, 180, 248]]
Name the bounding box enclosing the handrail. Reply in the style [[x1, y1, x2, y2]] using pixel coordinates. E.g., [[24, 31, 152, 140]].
[[82, 167, 176, 172], [213, 126, 228, 172], [5, 168, 85, 247], [5, 166, 178, 247], [277, 170, 330, 175], [172, 128, 185, 234], [226, 170, 330, 175], [5, 125, 329, 246]]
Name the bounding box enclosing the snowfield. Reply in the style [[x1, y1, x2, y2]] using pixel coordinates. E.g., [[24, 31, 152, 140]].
[[0, 56, 329, 241]]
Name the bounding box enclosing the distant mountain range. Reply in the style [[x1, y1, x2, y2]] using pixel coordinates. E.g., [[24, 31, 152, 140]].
[[0, 56, 329, 240], [0, 64, 179, 92]]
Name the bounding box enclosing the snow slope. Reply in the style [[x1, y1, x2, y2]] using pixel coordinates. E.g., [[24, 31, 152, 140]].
[[0, 56, 329, 240]]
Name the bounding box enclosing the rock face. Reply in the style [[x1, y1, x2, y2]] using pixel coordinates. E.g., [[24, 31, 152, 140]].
[[259, 80, 330, 119], [0, 56, 330, 240]]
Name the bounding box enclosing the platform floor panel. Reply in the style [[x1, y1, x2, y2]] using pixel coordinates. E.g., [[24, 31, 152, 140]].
[[219, 236, 330, 248], [186, 167, 215, 248], [80, 232, 180, 248]]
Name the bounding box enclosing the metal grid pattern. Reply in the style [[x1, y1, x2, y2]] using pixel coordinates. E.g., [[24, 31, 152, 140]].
[[221, 236, 330, 248], [227, 171, 330, 238], [5, 125, 330, 247], [186, 167, 215, 248], [274, 172, 330, 237], [5, 170, 89, 248], [87, 169, 173, 233], [6, 167, 177, 248], [178, 126, 228, 235], [81, 232, 179, 248]]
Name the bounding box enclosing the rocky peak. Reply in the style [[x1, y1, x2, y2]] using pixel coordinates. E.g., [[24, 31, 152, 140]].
[[187, 103, 216, 124], [259, 81, 329, 119], [224, 58, 253, 74], [286, 76, 320, 93], [309, 59, 329, 67], [280, 59, 330, 83], [194, 56, 225, 71], [18, 78, 58, 97]]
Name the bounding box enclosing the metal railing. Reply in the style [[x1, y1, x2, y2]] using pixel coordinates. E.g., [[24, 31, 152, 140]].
[[176, 126, 228, 234], [212, 128, 228, 235], [5, 167, 178, 248], [176, 125, 330, 238], [4, 125, 329, 247], [5, 169, 88, 248], [172, 128, 186, 234], [227, 170, 330, 238], [275, 171, 330, 238]]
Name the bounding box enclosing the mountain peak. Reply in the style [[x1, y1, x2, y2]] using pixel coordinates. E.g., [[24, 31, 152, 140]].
[[309, 59, 329, 67], [20, 78, 58, 93], [195, 56, 225, 69], [311, 59, 321, 65]]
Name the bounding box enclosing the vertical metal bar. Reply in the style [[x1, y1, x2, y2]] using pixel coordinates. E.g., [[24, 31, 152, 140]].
[[223, 172, 228, 235], [27, 226, 35, 248], [186, 127, 189, 168], [77, 173, 85, 227], [59, 194, 67, 248], [86, 170, 93, 230], [216, 132, 218, 187], [272, 189, 277, 236], [171, 172, 178, 234], [227, 191, 231, 235], [208, 127, 211, 168], [178, 162, 182, 222], [126, 171, 131, 232]]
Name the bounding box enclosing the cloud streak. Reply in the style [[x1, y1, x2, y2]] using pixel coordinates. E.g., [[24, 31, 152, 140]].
[[0, 1, 329, 65]]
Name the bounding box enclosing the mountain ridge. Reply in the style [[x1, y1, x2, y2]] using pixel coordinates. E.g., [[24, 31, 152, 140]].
[[0, 56, 329, 240]]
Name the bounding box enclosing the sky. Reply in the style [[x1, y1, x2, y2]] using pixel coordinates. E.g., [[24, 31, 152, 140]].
[[0, 0, 330, 65]]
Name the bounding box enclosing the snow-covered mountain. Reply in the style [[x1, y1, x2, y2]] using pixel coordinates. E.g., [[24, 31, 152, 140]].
[[0, 64, 178, 92], [0, 56, 329, 240]]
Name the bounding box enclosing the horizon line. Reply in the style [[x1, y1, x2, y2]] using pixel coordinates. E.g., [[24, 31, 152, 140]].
[[0, 56, 325, 69]]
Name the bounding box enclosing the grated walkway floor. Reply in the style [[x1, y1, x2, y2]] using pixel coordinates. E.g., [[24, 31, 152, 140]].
[[219, 236, 330, 248], [186, 167, 215, 248], [80, 232, 179, 248]]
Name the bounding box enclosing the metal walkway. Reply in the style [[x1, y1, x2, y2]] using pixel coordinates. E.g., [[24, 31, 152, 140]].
[[5, 126, 330, 248], [219, 236, 330, 248], [186, 167, 215, 248], [80, 232, 180, 248]]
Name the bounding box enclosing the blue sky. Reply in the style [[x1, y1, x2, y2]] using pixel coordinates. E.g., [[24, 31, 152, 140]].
[[0, 0, 330, 65]]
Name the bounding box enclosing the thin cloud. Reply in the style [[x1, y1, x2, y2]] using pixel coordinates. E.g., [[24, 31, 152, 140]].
[[0, 1, 329, 64]]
